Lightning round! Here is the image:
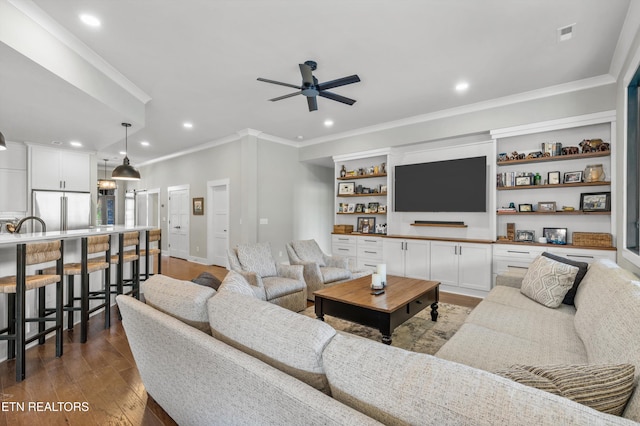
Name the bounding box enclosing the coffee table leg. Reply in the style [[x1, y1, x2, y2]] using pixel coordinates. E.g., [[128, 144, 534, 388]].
[[431, 302, 438, 322], [382, 334, 392, 345]]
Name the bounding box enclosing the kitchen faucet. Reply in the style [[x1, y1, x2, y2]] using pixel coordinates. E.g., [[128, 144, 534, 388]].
[[6, 216, 47, 233]]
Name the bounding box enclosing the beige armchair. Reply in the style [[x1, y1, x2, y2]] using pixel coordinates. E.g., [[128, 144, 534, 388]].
[[286, 239, 369, 300], [227, 242, 307, 312]]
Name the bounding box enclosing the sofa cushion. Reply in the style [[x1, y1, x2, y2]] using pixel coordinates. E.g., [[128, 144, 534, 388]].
[[191, 271, 222, 290], [217, 270, 257, 298], [292, 239, 326, 267], [573, 259, 640, 422], [520, 254, 578, 308], [140, 274, 216, 334], [263, 276, 305, 300], [496, 364, 635, 416], [541, 252, 588, 305], [207, 291, 336, 394], [236, 242, 277, 277], [321, 267, 352, 284], [323, 333, 626, 425], [485, 285, 577, 317]]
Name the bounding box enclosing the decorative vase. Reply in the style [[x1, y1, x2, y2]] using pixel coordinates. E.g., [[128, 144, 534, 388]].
[[584, 164, 605, 182]]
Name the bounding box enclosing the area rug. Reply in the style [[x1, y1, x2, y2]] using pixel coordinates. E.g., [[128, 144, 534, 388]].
[[301, 302, 472, 355]]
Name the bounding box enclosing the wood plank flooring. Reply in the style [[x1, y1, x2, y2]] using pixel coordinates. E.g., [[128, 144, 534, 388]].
[[0, 257, 480, 425]]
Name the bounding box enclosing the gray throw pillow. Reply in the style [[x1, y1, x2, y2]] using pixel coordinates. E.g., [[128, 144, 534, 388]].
[[191, 271, 222, 291]]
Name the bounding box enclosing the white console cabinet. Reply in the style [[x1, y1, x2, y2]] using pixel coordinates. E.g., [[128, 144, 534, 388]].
[[356, 236, 384, 271], [383, 238, 429, 279], [31, 146, 91, 192], [430, 241, 492, 293]]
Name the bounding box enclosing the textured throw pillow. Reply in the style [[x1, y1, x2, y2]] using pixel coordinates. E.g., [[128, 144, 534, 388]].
[[541, 252, 588, 306], [235, 242, 277, 277], [291, 240, 326, 266], [217, 270, 257, 298], [520, 255, 578, 308], [191, 272, 222, 290], [496, 364, 635, 416]]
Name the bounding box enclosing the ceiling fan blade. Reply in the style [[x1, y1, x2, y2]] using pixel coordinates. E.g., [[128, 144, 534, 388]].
[[307, 96, 318, 112], [318, 91, 356, 105], [299, 63, 314, 85], [269, 91, 302, 102], [257, 78, 302, 90], [317, 74, 360, 91]]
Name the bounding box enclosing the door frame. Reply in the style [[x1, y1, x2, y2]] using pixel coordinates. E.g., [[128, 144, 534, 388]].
[[207, 178, 230, 267], [167, 184, 190, 259]]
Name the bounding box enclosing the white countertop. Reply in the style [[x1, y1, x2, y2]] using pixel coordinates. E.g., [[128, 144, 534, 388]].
[[0, 225, 152, 246]]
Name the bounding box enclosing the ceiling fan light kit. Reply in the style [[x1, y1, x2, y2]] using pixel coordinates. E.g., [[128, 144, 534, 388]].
[[257, 60, 360, 112], [112, 122, 141, 181]]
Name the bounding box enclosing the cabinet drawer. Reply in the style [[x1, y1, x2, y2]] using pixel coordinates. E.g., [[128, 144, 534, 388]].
[[493, 245, 544, 259], [494, 258, 532, 275], [357, 236, 383, 248], [548, 247, 616, 263], [332, 235, 357, 245], [332, 244, 356, 257], [357, 245, 383, 260], [356, 259, 380, 271]]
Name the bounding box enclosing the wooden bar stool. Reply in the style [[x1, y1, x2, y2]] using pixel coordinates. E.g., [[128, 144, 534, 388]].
[[41, 235, 111, 343], [141, 228, 161, 281], [111, 231, 140, 300], [0, 240, 64, 382]]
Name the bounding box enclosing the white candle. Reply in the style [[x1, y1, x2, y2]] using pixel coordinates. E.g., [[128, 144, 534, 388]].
[[376, 264, 387, 286], [371, 273, 382, 289]]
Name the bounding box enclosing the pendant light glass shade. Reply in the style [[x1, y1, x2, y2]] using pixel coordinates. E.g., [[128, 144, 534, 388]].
[[112, 123, 140, 180], [98, 159, 117, 189], [0, 131, 7, 151]]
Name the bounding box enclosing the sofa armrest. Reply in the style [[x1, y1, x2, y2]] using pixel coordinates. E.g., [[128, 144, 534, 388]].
[[277, 263, 304, 281], [325, 255, 349, 269], [495, 271, 526, 289], [233, 270, 267, 300]]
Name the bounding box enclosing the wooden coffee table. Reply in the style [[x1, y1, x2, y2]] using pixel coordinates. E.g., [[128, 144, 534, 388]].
[[314, 275, 440, 345]]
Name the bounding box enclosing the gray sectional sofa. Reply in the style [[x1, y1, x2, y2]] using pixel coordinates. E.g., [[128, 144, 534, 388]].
[[117, 260, 640, 425]]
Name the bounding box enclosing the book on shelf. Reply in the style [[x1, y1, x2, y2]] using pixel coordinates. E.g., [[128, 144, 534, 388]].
[[497, 208, 517, 212]]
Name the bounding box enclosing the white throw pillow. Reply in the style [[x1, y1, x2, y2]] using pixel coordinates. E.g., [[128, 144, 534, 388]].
[[520, 254, 578, 308]]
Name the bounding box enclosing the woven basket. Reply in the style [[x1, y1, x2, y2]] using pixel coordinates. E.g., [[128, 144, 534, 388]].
[[572, 232, 612, 247]]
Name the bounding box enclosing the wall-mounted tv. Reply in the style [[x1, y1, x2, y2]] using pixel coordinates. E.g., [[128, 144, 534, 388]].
[[394, 156, 487, 212]]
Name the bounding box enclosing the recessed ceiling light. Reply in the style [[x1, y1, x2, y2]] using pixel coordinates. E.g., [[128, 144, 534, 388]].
[[324, 119, 334, 127], [455, 82, 469, 92], [297, 135, 304, 140], [140, 141, 150, 147], [79, 14, 101, 27], [183, 122, 193, 129], [51, 140, 62, 145], [70, 141, 82, 147]]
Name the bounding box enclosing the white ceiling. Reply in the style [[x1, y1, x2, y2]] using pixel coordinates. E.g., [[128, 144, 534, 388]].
[[0, 0, 634, 166]]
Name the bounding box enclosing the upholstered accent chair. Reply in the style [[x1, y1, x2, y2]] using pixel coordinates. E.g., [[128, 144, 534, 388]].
[[227, 242, 306, 312], [286, 239, 366, 300]]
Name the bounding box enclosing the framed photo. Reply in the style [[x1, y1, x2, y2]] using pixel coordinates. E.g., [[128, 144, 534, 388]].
[[192, 197, 204, 215], [580, 192, 611, 212], [543, 227, 568, 245], [518, 204, 533, 212], [355, 203, 365, 213], [563, 171, 583, 184], [367, 202, 379, 213], [380, 184, 388, 194], [537, 201, 557, 212], [378, 205, 387, 213], [347, 204, 355, 213], [548, 171, 561, 185], [357, 217, 376, 234], [515, 176, 532, 186], [338, 182, 355, 195], [515, 230, 535, 242]]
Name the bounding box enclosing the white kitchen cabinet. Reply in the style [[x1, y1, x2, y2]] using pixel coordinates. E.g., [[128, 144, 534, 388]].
[[431, 241, 492, 292], [382, 238, 429, 279], [31, 146, 91, 192], [0, 142, 27, 212], [332, 234, 357, 269], [356, 236, 383, 271]]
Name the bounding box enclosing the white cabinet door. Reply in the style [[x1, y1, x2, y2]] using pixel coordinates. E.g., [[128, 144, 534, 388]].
[[404, 240, 430, 279], [60, 151, 91, 192], [0, 169, 27, 211], [458, 243, 492, 291], [31, 148, 61, 190], [430, 241, 459, 286], [382, 239, 405, 277]]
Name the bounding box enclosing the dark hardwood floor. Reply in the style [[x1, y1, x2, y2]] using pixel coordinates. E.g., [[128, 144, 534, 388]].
[[0, 256, 480, 425]]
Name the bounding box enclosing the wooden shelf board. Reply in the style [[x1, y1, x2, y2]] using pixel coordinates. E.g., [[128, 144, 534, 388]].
[[337, 212, 387, 215], [497, 210, 610, 215], [497, 151, 609, 166], [497, 181, 611, 190], [337, 173, 387, 180], [338, 192, 388, 197], [495, 240, 616, 251], [410, 223, 468, 228]]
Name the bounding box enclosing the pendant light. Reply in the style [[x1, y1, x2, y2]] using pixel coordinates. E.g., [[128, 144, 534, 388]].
[[98, 158, 117, 190], [0, 131, 7, 151], [112, 122, 140, 180]]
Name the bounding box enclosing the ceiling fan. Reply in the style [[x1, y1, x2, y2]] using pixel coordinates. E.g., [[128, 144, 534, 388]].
[[257, 60, 360, 112]]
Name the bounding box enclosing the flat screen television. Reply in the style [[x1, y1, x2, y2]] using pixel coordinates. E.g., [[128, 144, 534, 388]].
[[394, 156, 487, 212]]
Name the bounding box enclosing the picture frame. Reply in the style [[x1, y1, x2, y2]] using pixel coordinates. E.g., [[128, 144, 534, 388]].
[[537, 201, 557, 212], [367, 202, 379, 213], [355, 203, 365, 213], [515, 175, 532, 186], [338, 182, 355, 195], [515, 230, 535, 242], [378, 205, 387, 213], [380, 184, 388, 194], [548, 171, 561, 185], [580, 192, 611, 212], [347, 204, 355, 213], [543, 227, 568, 245], [518, 203, 533, 212], [192, 197, 204, 215], [357, 217, 376, 234], [563, 171, 583, 184]]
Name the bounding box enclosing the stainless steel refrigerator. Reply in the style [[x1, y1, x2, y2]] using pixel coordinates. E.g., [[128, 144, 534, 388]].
[[32, 190, 91, 231]]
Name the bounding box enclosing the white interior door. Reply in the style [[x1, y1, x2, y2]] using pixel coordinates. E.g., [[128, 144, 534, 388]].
[[168, 186, 190, 260], [208, 181, 229, 267]]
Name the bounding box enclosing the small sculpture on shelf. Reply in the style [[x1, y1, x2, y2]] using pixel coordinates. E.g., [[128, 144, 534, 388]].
[[579, 139, 610, 153], [561, 146, 579, 155], [340, 165, 347, 178]]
